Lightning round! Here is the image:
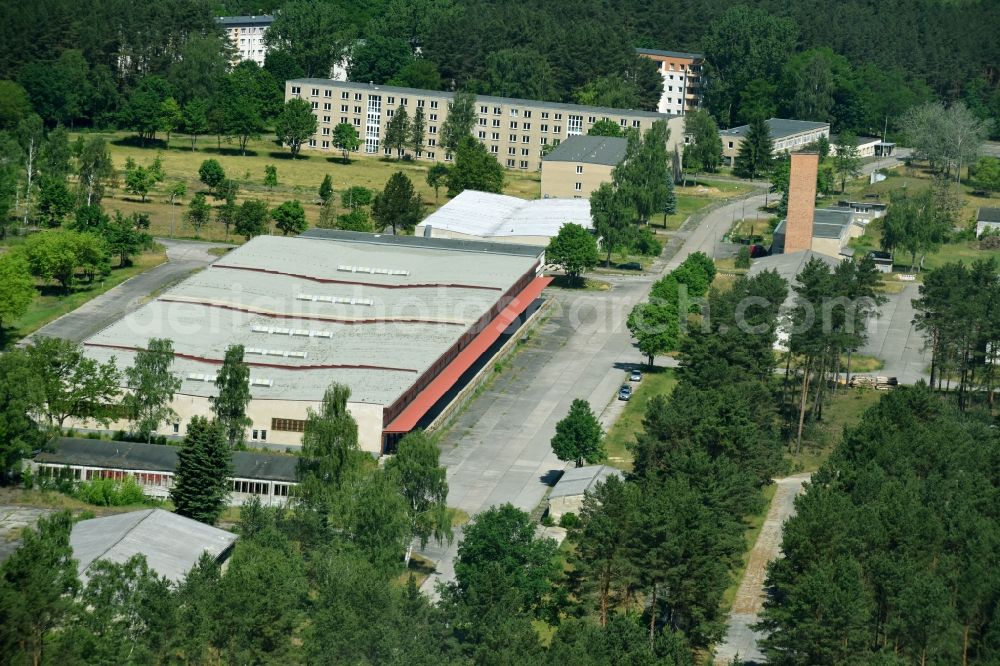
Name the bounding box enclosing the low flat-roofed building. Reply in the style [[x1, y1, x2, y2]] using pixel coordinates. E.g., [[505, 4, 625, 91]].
[[837, 199, 888, 224], [976, 207, 1000, 237], [547, 465, 623, 521], [831, 134, 882, 158], [721, 118, 830, 166], [32, 437, 298, 506], [71, 509, 237, 584], [772, 207, 863, 259], [416, 190, 592, 246], [69, 232, 550, 454], [540, 135, 627, 199]]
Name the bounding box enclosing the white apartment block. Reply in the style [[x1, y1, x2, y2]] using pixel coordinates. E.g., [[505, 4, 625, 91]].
[[217, 15, 274, 67], [286, 79, 684, 170], [635, 48, 704, 116]]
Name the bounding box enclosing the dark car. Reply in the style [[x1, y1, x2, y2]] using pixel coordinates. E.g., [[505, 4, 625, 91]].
[[618, 384, 632, 401]]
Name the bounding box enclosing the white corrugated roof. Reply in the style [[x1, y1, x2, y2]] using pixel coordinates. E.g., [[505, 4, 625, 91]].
[[416, 191, 592, 239], [70, 509, 238, 584]]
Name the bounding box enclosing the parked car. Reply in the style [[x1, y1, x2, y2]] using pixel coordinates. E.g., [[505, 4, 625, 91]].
[[618, 387, 631, 401], [629, 369, 642, 382]]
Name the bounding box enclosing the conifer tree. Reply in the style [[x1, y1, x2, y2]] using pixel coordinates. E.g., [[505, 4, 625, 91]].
[[171, 416, 232, 525]]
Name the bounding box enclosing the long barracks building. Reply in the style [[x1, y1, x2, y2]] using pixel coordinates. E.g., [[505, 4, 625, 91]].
[[68, 231, 549, 455], [285, 79, 685, 170]]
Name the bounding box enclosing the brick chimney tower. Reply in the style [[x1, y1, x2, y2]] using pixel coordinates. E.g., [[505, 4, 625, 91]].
[[783, 152, 819, 254]]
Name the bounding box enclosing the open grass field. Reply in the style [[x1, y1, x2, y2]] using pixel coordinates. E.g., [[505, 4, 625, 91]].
[[659, 178, 756, 231], [70, 130, 543, 242], [604, 367, 677, 470], [5, 245, 167, 344]]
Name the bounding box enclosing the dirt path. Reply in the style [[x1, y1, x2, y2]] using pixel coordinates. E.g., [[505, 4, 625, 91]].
[[714, 473, 811, 664]]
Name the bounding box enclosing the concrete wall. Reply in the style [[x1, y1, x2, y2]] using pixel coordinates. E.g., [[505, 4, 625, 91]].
[[67, 395, 386, 455], [810, 237, 844, 259], [541, 160, 614, 199]]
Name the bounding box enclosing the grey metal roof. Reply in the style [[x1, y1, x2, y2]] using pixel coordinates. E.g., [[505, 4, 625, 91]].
[[978, 207, 1000, 223], [300, 229, 545, 258], [549, 465, 624, 500], [635, 47, 703, 60], [82, 235, 539, 405], [35, 437, 299, 482], [542, 135, 628, 166], [288, 79, 674, 119], [721, 118, 830, 140], [216, 15, 274, 26], [748, 250, 839, 285], [70, 509, 237, 584]]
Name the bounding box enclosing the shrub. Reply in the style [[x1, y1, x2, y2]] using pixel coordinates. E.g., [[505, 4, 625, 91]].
[[558, 512, 581, 529], [74, 476, 147, 506], [735, 245, 752, 269], [340, 186, 373, 208], [630, 226, 662, 257]]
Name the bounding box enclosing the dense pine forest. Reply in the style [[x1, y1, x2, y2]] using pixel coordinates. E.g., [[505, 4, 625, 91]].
[[2, 0, 998, 136]]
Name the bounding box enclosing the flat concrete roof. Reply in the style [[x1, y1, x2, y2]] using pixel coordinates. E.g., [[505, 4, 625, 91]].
[[288, 79, 675, 119], [635, 47, 703, 60], [82, 234, 539, 406], [71, 509, 237, 584], [748, 250, 839, 286], [216, 15, 273, 26], [542, 135, 628, 166], [415, 190, 592, 240], [549, 465, 623, 499], [773, 208, 855, 240], [722, 118, 830, 140]]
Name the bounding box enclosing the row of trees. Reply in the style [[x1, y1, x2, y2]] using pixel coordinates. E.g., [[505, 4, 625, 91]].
[[758, 386, 1000, 664], [589, 121, 675, 266], [626, 251, 716, 367], [913, 258, 1000, 410], [566, 267, 791, 654]]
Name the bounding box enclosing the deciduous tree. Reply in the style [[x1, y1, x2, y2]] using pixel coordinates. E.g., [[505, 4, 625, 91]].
[[546, 222, 599, 286], [274, 98, 317, 158], [551, 399, 604, 467], [446, 136, 504, 195], [385, 105, 411, 159], [0, 254, 34, 331], [332, 122, 360, 163], [272, 200, 307, 236], [440, 91, 476, 152], [123, 337, 181, 443], [385, 431, 452, 567], [235, 199, 270, 240], [185, 192, 211, 237], [210, 344, 251, 449]]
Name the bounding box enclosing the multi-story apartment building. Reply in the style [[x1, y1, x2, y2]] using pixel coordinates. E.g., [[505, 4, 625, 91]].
[[285, 79, 683, 171], [635, 48, 703, 116], [217, 15, 274, 67]]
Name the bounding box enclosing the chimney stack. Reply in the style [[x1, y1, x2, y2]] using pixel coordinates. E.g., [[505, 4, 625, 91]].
[[784, 152, 819, 254]]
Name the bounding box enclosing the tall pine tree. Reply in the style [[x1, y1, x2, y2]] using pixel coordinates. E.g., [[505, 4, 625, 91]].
[[171, 416, 232, 525]]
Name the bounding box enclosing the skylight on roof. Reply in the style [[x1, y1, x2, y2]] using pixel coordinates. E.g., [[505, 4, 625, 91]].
[[245, 348, 307, 359], [337, 265, 410, 276], [296, 294, 374, 306], [251, 325, 333, 338]]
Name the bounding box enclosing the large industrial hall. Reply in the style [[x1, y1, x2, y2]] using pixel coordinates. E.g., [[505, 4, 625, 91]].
[[73, 231, 549, 454]]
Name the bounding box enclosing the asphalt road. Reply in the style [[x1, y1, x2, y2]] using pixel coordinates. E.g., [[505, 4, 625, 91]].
[[27, 239, 229, 344], [418, 191, 772, 597]]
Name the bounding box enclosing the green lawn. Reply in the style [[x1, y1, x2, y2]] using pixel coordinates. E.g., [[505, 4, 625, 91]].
[[71, 130, 542, 242], [604, 368, 678, 470], [5, 246, 167, 345]]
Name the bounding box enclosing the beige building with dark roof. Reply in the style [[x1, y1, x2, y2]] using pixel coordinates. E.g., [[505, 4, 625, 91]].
[[285, 79, 683, 171], [541, 135, 628, 199]]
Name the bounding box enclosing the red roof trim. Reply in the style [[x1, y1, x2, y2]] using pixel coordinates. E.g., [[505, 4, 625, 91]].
[[156, 297, 466, 327], [383, 276, 551, 433], [212, 264, 502, 291]]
